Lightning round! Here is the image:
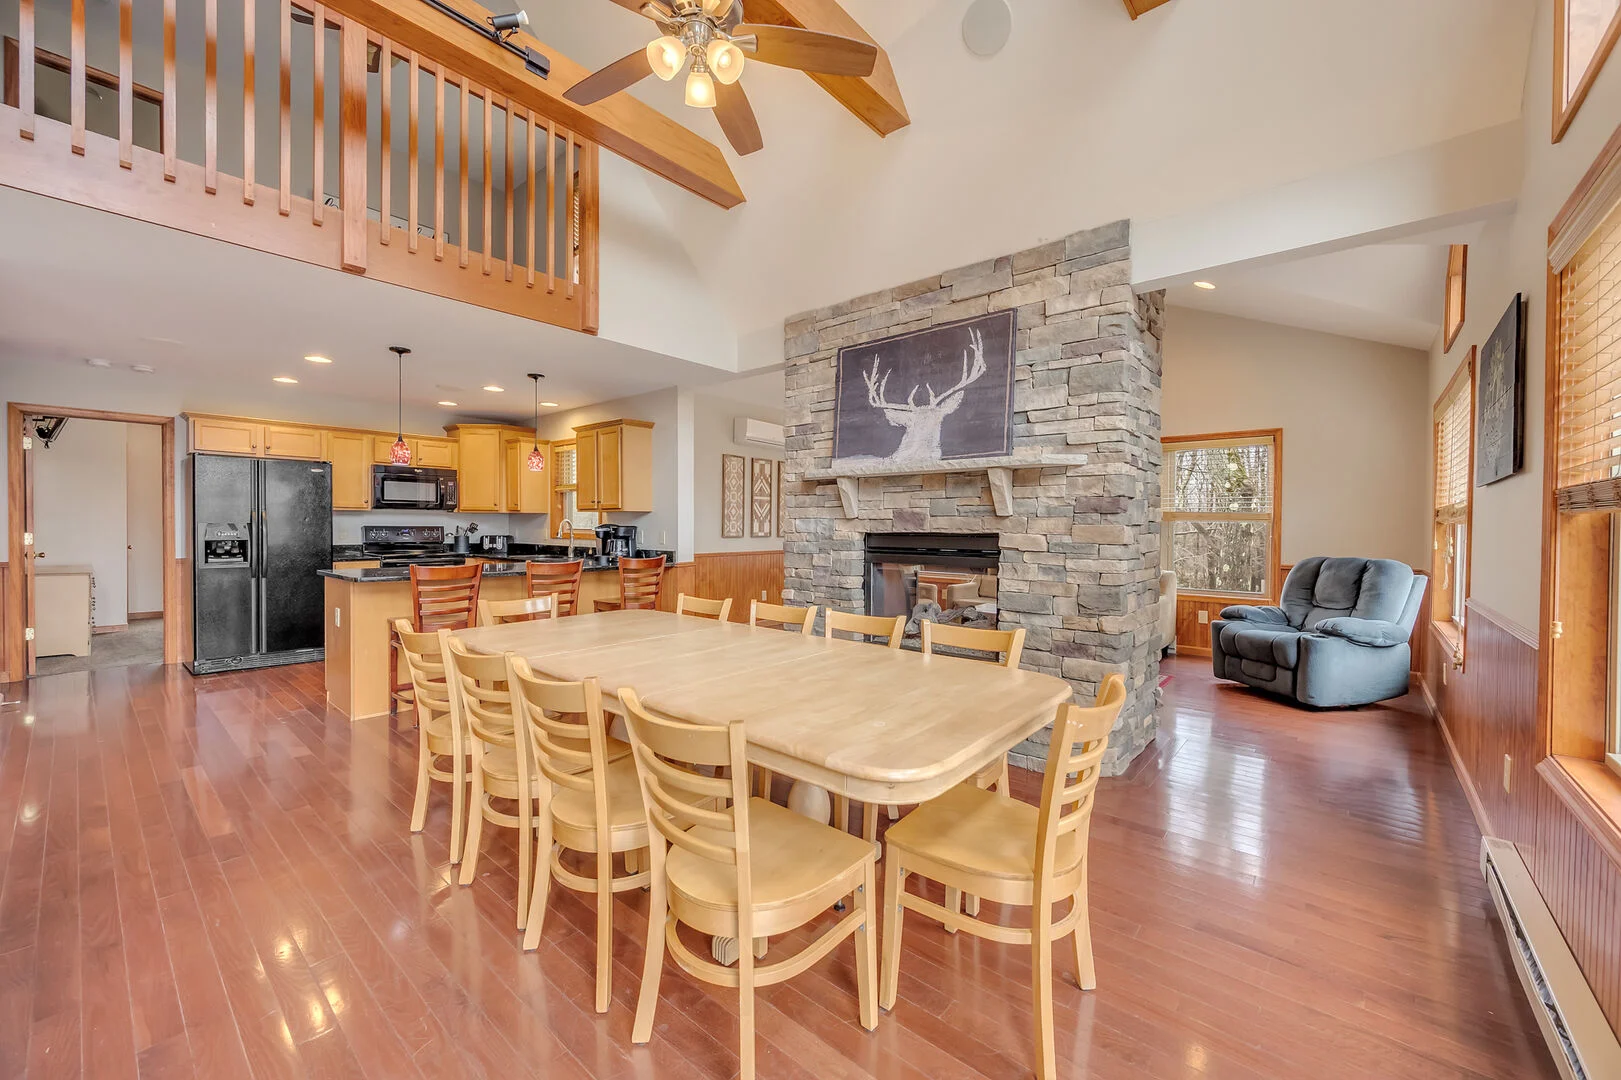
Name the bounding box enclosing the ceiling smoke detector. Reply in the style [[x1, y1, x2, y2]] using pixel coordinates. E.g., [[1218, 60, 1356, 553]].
[[962, 0, 1012, 58]]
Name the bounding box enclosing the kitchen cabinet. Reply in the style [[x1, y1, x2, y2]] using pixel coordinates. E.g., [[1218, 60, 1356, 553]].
[[262, 423, 325, 461], [327, 431, 372, 510], [573, 419, 653, 512], [371, 434, 414, 465], [416, 438, 458, 469], [448, 425, 507, 512], [503, 434, 551, 513], [190, 417, 264, 456]]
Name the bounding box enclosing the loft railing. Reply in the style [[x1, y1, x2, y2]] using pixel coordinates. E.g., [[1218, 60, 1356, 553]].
[[0, 0, 598, 334]]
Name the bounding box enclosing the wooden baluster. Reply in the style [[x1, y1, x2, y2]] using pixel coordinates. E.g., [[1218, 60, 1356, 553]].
[[18, 0, 33, 140], [482, 88, 492, 276], [434, 67, 445, 261], [312, 3, 325, 225], [243, 0, 255, 202], [407, 51, 419, 254], [459, 80, 470, 269], [504, 98, 514, 283], [545, 119, 555, 294], [339, 17, 367, 272], [378, 37, 390, 244], [70, 0, 86, 155], [525, 114, 535, 288], [580, 143, 599, 334], [163, 0, 176, 178], [279, 0, 291, 213], [565, 135, 575, 299], [118, 0, 133, 167], [204, 0, 218, 192]]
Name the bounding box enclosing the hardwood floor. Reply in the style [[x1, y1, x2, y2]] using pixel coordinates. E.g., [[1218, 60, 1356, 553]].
[[0, 656, 1556, 1079]]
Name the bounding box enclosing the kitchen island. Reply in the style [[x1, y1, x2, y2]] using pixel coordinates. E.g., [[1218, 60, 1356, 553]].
[[320, 559, 630, 720]]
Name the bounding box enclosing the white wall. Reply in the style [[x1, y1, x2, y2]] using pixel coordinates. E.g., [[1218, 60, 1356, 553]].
[[34, 419, 129, 628], [693, 394, 784, 555], [125, 423, 164, 615], [1426, 0, 1621, 631], [1163, 306, 1431, 569]]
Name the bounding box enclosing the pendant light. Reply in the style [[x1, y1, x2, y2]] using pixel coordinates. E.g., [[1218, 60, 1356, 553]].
[[388, 345, 412, 465], [526, 373, 547, 473]]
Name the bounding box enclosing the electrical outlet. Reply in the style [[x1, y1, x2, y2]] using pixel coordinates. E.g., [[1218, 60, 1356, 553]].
[[1196, 610, 1209, 624], [761, 590, 768, 601], [334, 608, 341, 628], [1503, 754, 1512, 794]]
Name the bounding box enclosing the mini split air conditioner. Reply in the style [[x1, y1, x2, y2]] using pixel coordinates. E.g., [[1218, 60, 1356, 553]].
[[734, 417, 785, 450]]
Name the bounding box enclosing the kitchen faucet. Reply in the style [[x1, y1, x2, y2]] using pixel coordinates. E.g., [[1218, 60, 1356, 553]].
[[559, 519, 574, 560]]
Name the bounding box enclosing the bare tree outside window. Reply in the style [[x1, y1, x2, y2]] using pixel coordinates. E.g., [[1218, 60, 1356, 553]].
[[1163, 435, 1279, 597]]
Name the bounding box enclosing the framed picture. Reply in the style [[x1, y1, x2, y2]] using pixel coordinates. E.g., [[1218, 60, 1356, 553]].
[[1475, 294, 1526, 487], [721, 454, 746, 538], [832, 309, 1016, 466], [750, 458, 774, 538]]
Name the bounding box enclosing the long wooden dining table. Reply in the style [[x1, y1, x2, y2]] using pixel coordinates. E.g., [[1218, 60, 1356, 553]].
[[452, 609, 1075, 811]]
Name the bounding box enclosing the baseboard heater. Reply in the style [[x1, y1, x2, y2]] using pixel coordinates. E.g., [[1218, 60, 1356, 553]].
[[1480, 837, 1621, 1080]]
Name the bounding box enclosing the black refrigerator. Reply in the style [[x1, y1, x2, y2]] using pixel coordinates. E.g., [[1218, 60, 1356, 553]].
[[188, 454, 332, 674]]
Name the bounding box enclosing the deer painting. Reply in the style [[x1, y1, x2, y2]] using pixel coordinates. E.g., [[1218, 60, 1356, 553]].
[[859, 327, 989, 464]]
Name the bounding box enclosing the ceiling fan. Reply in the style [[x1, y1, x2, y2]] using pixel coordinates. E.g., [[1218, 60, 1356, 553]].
[[565, 0, 879, 156]]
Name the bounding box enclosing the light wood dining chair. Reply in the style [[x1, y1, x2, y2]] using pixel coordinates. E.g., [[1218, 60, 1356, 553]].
[[823, 611, 906, 840], [880, 675, 1125, 1080], [620, 687, 878, 1080], [392, 562, 485, 716], [594, 555, 668, 612], [508, 658, 649, 1013], [527, 559, 584, 617], [479, 594, 556, 627], [675, 593, 733, 621], [396, 621, 470, 862], [747, 600, 817, 634], [446, 636, 540, 930]]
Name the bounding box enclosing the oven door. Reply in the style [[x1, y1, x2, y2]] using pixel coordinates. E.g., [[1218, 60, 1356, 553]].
[[372, 466, 454, 510]]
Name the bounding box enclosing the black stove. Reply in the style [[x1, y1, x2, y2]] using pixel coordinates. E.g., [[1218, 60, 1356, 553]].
[[361, 525, 463, 568]]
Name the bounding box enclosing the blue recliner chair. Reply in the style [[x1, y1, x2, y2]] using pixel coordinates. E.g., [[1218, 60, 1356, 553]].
[[1211, 557, 1427, 707]]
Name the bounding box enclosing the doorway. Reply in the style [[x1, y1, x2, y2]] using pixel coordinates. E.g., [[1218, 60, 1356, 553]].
[[3, 403, 180, 680]]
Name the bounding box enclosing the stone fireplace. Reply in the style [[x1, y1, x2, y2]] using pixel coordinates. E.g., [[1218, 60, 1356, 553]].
[[781, 220, 1164, 775]]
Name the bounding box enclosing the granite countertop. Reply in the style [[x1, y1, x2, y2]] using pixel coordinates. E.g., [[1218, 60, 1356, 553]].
[[319, 550, 675, 583]]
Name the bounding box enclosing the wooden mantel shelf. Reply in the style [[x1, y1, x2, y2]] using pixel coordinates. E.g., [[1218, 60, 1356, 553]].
[[796, 451, 1089, 518]]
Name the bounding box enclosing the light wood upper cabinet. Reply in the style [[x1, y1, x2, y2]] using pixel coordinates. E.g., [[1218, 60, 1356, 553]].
[[327, 431, 372, 510], [371, 434, 414, 465], [190, 417, 264, 456], [262, 423, 325, 461], [450, 425, 506, 512], [503, 435, 550, 514], [573, 419, 652, 512], [416, 438, 458, 469]]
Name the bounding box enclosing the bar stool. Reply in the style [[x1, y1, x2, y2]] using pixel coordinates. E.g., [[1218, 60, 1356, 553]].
[[526, 559, 584, 616], [593, 555, 667, 612], [391, 562, 484, 718]]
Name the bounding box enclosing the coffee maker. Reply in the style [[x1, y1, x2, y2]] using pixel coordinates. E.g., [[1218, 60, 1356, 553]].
[[594, 523, 638, 560]]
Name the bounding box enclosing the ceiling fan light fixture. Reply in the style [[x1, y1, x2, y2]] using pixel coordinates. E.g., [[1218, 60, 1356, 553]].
[[647, 35, 686, 81], [700, 0, 734, 16], [706, 38, 744, 84], [685, 66, 716, 108]]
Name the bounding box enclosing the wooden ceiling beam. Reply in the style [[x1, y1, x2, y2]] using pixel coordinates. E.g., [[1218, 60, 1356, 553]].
[[1122, 0, 1176, 19], [741, 0, 909, 137], [317, 0, 745, 208]]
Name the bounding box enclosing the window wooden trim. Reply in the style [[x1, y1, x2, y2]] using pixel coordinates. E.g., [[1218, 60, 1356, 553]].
[[1443, 245, 1467, 352], [1432, 350, 1474, 669], [3, 36, 166, 151], [1554, 0, 1621, 144], [548, 440, 595, 540], [1161, 428, 1284, 603]]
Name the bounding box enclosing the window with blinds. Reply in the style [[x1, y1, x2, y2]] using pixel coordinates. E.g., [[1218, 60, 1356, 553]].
[[1433, 356, 1473, 631], [1162, 433, 1279, 597], [550, 442, 598, 535], [1556, 194, 1621, 509]]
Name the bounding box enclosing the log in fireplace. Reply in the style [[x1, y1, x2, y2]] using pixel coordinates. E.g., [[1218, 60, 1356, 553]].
[[863, 533, 999, 645]]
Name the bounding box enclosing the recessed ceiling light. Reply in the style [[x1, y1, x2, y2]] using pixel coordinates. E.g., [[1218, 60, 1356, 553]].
[[305, 354, 333, 364], [131, 364, 155, 374], [1193, 280, 1216, 290], [539, 401, 559, 408], [483, 384, 506, 392], [86, 357, 112, 368], [273, 376, 299, 384], [437, 400, 459, 407]]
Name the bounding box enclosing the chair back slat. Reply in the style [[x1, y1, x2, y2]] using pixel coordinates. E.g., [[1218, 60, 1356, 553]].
[[823, 610, 904, 646], [921, 621, 1025, 668], [445, 637, 516, 749], [675, 594, 733, 621], [619, 556, 667, 610], [1034, 674, 1125, 877], [748, 601, 817, 635], [526, 559, 584, 616], [395, 618, 453, 722], [621, 688, 749, 871], [411, 563, 483, 632], [508, 658, 614, 844], [479, 595, 555, 626]]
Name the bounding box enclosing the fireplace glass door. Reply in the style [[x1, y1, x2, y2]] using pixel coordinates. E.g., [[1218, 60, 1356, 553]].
[[864, 534, 999, 647]]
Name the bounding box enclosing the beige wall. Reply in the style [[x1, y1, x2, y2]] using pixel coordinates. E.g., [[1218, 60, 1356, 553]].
[[34, 419, 129, 628], [693, 393, 784, 554], [125, 423, 165, 615], [1163, 306, 1431, 570]]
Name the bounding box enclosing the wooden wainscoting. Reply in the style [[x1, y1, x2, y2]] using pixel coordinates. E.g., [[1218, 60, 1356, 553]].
[[654, 561, 697, 613], [691, 550, 785, 623], [1421, 599, 1621, 1036]]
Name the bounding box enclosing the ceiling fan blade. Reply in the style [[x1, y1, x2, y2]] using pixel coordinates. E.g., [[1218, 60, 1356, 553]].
[[564, 49, 655, 106], [734, 24, 878, 78], [607, 0, 676, 20], [714, 80, 764, 156]]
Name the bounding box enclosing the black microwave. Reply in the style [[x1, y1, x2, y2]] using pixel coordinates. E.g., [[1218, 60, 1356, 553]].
[[372, 465, 458, 510]]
